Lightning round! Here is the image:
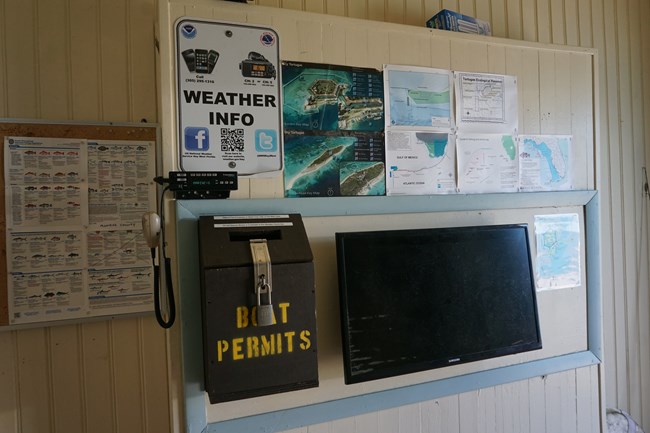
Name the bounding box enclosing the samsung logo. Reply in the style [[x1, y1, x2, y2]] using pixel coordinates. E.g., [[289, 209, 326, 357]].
[[448, 358, 461, 363]]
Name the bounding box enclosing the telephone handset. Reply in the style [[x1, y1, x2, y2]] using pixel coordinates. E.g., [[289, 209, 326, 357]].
[[181, 49, 219, 74]]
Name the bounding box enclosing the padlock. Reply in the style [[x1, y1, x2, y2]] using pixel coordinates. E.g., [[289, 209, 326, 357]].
[[256, 275, 274, 326]]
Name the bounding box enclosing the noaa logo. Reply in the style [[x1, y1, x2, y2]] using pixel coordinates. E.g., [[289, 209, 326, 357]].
[[181, 24, 197, 39], [260, 32, 275, 46]]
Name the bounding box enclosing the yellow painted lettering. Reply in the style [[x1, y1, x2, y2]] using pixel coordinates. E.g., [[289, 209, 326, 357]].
[[299, 330, 311, 350], [260, 334, 275, 355], [232, 337, 244, 360], [217, 340, 229, 362], [278, 302, 290, 323], [251, 306, 258, 326], [247, 336, 260, 358], [276, 333, 282, 354], [236, 306, 249, 328], [284, 331, 295, 353]]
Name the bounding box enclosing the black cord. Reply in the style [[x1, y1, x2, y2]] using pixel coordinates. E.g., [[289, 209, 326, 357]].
[[153, 186, 175, 329]]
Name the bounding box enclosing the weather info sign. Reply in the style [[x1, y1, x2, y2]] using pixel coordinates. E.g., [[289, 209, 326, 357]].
[[176, 19, 282, 175]]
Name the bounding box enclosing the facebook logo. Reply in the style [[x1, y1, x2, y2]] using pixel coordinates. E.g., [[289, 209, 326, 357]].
[[184, 127, 209, 151], [255, 129, 278, 152]]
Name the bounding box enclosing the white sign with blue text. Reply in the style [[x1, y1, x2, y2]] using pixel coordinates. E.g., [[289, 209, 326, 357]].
[[176, 18, 282, 176]]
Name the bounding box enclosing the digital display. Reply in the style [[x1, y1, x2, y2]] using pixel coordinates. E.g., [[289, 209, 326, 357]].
[[336, 224, 542, 384]]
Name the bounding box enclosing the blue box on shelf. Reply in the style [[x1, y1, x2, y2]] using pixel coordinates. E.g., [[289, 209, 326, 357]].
[[426, 9, 491, 36]]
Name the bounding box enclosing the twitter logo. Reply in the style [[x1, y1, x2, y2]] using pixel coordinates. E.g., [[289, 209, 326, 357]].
[[255, 129, 277, 152]]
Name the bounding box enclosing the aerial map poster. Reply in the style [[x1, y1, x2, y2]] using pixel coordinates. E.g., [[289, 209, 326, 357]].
[[282, 61, 385, 197], [518, 134, 573, 192], [384, 65, 454, 130]]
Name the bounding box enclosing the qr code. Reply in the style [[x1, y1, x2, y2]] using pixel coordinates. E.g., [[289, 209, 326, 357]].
[[221, 128, 245, 152]]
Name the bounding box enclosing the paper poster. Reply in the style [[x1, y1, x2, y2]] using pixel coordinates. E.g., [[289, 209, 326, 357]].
[[4, 137, 88, 229], [456, 134, 518, 193], [282, 61, 385, 197], [384, 65, 454, 130], [534, 213, 581, 290], [455, 72, 518, 134], [283, 131, 385, 197], [518, 135, 572, 191], [385, 130, 456, 195], [4, 136, 156, 325], [176, 19, 282, 175]]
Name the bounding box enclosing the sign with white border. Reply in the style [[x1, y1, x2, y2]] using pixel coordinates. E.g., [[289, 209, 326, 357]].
[[176, 18, 282, 176]]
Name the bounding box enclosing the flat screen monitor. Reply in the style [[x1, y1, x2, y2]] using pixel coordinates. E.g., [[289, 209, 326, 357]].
[[336, 224, 542, 384]]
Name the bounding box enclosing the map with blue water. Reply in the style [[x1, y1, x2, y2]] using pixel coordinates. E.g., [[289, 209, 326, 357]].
[[282, 61, 386, 197], [534, 213, 581, 290], [519, 135, 572, 191], [386, 66, 453, 129], [284, 132, 385, 197], [282, 61, 384, 132]]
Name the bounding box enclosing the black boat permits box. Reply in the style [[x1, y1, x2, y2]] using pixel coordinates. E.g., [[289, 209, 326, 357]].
[[198, 214, 318, 403]]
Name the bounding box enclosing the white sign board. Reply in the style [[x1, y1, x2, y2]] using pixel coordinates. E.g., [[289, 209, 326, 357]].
[[176, 19, 282, 175]]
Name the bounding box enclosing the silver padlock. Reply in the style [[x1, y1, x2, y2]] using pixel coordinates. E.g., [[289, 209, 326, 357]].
[[256, 275, 274, 327]]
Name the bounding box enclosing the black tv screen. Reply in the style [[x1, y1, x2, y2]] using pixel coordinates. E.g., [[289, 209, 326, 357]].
[[336, 224, 542, 384]]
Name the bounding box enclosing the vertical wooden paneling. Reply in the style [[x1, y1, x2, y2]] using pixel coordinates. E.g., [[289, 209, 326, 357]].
[[4, 0, 38, 117], [354, 412, 379, 432], [281, 0, 303, 11], [458, 391, 478, 433], [99, 0, 129, 120], [378, 407, 399, 433], [347, 1, 367, 19], [69, 0, 101, 120], [82, 321, 116, 433], [129, 0, 157, 122], [618, 0, 643, 421], [111, 319, 145, 433], [521, 0, 537, 42], [304, 1, 325, 14], [602, 0, 629, 413], [330, 415, 354, 433], [49, 326, 84, 433], [427, 0, 444, 12], [520, 50, 540, 134], [633, 1, 650, 422], [550, 0, 566, 44], [325, 0, 346, 16], [0, 0, 7, 117], [405, 0, 424, 25], [398, 403, 420, 433], [385, 1, 405, 23], [554, 51, 572, 134], [367, 0, 386, 21], [538, 51, 556, 133], [0, 331, 19, 433], [627, 0, 649, 419], [140, 318, 171, 433], [449, 40, 488, 71], [37, 0, 70, 119], [490, 0, 507, 38], [506, 0, 522, 40], [536, 0, 552, 44], [577, 0, 593, 47], [564, 0, 579, 46], [16, 329, 52, 433], [487, 45, 506, 74], [528, 375, 546, 433]]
